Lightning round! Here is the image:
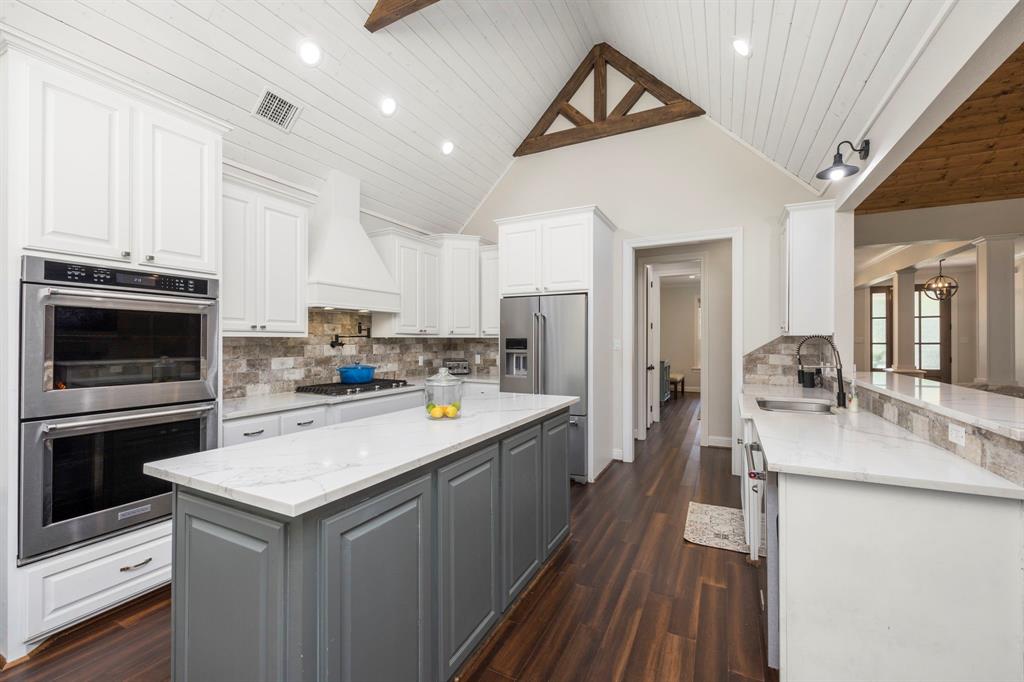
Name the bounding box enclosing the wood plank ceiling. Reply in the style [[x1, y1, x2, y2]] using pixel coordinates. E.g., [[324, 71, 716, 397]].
[[857, 43, 1024, 215], [0, 1, 953, 232]]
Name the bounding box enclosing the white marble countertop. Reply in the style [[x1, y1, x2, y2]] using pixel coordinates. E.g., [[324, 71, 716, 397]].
[[740, 384, 1024, 500], [223, 383, 425, 420], [147, 393, 577, 517], [853, 371, 1024, 441]]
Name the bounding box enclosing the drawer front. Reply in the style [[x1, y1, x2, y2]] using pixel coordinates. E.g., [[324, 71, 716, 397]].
[[463, 382, 499, 398], [327, 390, 425, 425], [223, 414, 281, 446], [280, 406, 327, 435], [25, 524, 171, 639]]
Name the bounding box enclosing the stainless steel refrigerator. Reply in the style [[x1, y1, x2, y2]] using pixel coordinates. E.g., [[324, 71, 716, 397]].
[[500, 294, 588, 481]]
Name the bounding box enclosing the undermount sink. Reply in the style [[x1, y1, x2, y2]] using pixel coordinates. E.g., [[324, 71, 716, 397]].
[[756, 398, 833, 414]]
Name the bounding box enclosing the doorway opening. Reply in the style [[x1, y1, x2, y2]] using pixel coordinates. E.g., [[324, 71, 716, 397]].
[[621, 228, 743, 473]]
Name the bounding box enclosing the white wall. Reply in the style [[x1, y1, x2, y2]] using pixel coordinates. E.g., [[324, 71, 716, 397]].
[[1016, 264, 1024, 385], [660, 283, 700, 389], [463, 118, 817, 453], [856, 199, 1024, 247]]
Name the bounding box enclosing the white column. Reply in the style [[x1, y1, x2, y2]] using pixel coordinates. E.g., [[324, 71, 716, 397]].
[[975, 235, 1017, 385], [893, 267, 917, 372]]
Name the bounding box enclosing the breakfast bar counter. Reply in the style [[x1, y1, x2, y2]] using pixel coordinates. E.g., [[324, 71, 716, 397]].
[[146, 393, 577, 682]]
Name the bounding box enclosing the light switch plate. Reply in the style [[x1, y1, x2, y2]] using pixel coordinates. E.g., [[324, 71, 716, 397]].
[[948, 423, 966, 447], [613, 339, 622, 351]]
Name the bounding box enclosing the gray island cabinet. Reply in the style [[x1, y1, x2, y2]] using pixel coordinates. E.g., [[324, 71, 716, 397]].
[[146, 395, 575, 682]]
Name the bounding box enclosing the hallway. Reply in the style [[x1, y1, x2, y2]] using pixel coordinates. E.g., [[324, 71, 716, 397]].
[[0, 395, 767, 682], [460, 394, 768, 681]]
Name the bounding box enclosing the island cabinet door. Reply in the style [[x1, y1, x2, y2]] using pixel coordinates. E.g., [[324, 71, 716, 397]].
[[321, 475, 433, 682], [438, 445, 501, 680], [542, 415, 571, 557], [173, 493, 287, 682], [501, 426, 543, 608]]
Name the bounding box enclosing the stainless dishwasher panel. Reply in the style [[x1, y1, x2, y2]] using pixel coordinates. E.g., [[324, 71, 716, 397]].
[[568, 415, 587, 481]]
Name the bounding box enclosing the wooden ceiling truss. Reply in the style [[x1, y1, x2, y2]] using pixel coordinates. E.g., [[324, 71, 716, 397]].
[[364, 0, 440, 33], [515, 42, 704, 157]]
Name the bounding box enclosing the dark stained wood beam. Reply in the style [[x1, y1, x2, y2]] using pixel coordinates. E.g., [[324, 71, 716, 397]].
[[558, 101, 592, 127], [515, 42, 703, 156], [364, 0, 439, 32], [610, 82, 647, 118], [516, 100, 703, 156]]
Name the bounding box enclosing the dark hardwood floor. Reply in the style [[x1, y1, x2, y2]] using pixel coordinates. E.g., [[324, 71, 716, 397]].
[[0, 394, 767, 682], [457, 394, 767, 682]]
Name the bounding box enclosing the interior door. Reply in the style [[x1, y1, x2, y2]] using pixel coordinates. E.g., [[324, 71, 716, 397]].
[[645, 266, 657, 429]]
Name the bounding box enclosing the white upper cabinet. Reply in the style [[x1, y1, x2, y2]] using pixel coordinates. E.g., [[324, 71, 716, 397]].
[[479, 246, 500, 336], [21, 58, 133, 260], [499, 221, 543, 295], [439, 236, 480, 336], [6, 49, 225, 274], [370, 231, 442, 336], [540, 213, 591, 292], [222, 180, 308, 336], [136, 108, 219, 273], [221, 184, 258, 332], [497, 207, 611, 296], [780, 200, 837, 337]]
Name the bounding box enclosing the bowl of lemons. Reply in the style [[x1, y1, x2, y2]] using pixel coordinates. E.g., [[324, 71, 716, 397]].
[[424, 367, 463, 420]]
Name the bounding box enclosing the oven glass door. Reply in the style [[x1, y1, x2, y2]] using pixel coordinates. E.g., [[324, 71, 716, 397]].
[[22, 284, 218, 418], [20, 403, 217, 561]]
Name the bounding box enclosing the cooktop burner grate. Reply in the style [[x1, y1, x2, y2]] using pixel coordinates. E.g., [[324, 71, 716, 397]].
[[295, 378, 410, 396]]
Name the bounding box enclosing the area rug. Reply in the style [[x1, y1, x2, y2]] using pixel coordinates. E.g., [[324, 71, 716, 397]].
[[684, 501, 766, 557]]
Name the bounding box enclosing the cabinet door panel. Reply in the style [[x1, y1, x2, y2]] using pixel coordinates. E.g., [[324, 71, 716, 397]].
[[446, 242, 479, 336], [137, 109, 219, 273], [480, 249, 500, 336], [419, 247, 441, 334], [258, 196, 306, 334], [499, 223, 542, 295], [501, 426, 543, 607], [438, 445, 501, 679], [221, 184, 258, 332], [24, 61, 132, 260], [396, 242, 421, 334], [543, 416, 571, 556], [321, 476, 433, 682], [174, 494, 285, 682], [542, 216, 590, 292]]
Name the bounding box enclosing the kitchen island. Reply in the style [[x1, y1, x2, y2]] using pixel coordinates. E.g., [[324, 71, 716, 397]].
[[145, 393, 577, 682]]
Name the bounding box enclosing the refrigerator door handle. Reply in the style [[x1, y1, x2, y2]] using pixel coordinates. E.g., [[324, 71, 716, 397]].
[[532, 312, 540, 393], [538, 312, 547, 394]]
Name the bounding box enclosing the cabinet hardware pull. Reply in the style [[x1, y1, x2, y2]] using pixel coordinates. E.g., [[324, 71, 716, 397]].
[[121, 250, 131, 258], [259, 325, 267, 330], [296, 419, 315, 426], [119, 557, 153, 572], [145, 255, 155, 262], [243, 429, 265, 437], [250, 324, 258, 330]]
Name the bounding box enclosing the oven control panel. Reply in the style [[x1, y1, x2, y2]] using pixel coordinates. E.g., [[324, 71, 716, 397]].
[[41, 260, 210, 296]]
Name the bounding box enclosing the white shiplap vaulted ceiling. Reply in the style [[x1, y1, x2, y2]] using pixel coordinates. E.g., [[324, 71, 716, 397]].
[[1, 1, 952, 232]]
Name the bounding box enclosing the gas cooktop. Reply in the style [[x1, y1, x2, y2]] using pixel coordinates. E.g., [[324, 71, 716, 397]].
[[295, 378, 410, 396]]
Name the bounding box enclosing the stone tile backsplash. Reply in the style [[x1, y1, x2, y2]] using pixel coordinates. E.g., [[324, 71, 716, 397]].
[[743, 335, 828, 385], [223, 310, 499, 399]]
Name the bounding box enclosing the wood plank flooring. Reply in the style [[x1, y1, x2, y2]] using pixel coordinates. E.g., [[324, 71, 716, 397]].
[[0, 394, 767, 682], [457, 395, 768, 681]]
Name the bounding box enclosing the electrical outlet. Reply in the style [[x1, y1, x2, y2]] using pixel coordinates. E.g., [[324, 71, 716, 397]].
[[613, 339, 622, 351], [418, 355, 424, 367], [948, 423, 966, 447], [474, 353, 481, 364]]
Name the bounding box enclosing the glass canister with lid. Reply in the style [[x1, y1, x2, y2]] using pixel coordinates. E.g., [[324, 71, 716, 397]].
[[424, 367, 463, 420]]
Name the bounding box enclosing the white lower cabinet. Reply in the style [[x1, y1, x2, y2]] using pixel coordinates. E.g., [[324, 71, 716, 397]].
[[462, 381, 499, 399], [222, 180, 308, 336], [327, 391, 424, 424], [280, 406, 328, 435], [23, 522, 172, 640], [222, 413, 282, 446]]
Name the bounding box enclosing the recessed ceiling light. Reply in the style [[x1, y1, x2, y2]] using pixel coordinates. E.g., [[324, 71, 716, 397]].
[[441, 140, 454, 155], [358, 309, 370, 313], [689, 275, 697, 279], [298, 39, 321, 66], [380, 96, 397, 117], [323, 306, 334, 310], [732, 38, 751, 57]]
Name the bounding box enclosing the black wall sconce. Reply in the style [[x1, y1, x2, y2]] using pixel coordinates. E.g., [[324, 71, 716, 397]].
[[816, 139, 870, 180]]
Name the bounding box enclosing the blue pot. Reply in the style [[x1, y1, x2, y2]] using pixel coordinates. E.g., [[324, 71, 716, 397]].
[[337, 364, 376, 384]]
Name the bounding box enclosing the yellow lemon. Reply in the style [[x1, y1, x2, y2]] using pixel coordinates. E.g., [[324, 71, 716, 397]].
[[444, 404, 460, 418], [429, 406, 445, 419]]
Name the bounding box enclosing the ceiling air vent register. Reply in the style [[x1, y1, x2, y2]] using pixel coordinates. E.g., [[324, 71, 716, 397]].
[[252, 88, 301, 132]]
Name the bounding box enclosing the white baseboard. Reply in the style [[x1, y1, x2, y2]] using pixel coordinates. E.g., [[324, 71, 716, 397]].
[[612, 448, 623, 461], [707, 436, 733, 448], [684, 386, 701, 393]]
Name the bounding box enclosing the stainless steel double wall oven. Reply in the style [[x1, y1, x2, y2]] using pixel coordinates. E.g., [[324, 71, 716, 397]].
[[19, 256, 219, 561]]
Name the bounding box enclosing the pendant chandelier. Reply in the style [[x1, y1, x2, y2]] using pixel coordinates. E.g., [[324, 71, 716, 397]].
[[923, 258, 959, 301]]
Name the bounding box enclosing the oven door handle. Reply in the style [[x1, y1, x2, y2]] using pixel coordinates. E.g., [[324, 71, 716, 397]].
[[41, 404, 216, 433], [41, 287, 215, 308]]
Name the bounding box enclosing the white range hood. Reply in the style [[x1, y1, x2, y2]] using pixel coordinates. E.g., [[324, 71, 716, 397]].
[[307, 170, 400, 312]]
